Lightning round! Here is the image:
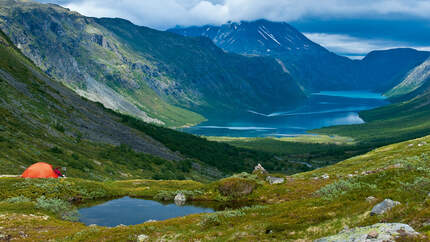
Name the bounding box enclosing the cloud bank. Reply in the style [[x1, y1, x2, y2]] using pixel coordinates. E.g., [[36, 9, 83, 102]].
[[38, 0, 430, 57], [40, 0, 430, 30]]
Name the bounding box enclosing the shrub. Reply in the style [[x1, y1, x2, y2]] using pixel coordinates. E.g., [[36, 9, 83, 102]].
[[200, 209, 245, 227], [54, 122, 65, 133], [49, 146, 63, 154], [36, 196, 78, 221], [315, 178, 377, 200], [200, 214, 221, 227], [5, 196, 31, 203]]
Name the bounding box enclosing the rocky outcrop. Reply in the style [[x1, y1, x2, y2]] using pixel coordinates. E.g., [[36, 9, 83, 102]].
[[315, 223, 419, 242], [370, 199, 401, 215], [137, 234, 149, 241], [266, 176, 285, 184], [253, 163, 268, 175], [218, 178, 257, 197]]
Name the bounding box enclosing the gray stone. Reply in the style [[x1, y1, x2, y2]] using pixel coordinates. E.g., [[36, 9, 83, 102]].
[[366, 196, 377, 203], [314, 223, 419, 242], [370, 199, 401, 215], [266, 176, 285, 184], [174, 193, 186, 206], [253, 163, 267, 174], [137, 234, 149, 241], [321, 174, 330, 179]]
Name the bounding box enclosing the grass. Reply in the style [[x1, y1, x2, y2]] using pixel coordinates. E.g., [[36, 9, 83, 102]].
[[206, 135, 362, 169], [2, 135, 430, 240]]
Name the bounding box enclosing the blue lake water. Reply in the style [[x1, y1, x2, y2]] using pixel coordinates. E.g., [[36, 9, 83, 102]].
[[78, 196, 215, 227], [184, 91, 389, 137]]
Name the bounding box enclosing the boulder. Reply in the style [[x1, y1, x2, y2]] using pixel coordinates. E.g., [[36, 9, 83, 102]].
[[370, 199, 401, 215], [137, 234, 149, 241], [366, 196, 377, 203], [218, 177, 257, 197], [266, 176, 285, 184], [315, 223, 419, 242], [321, 174, 330, 179], [174, 193, 186, 206], [253, 163, 268, 174]]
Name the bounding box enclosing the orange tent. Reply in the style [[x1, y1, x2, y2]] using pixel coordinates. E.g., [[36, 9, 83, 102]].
[[21, 162, 58, 178]]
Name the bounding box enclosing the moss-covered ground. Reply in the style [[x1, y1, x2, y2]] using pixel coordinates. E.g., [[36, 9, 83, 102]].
[[1, 135, 430, 241]]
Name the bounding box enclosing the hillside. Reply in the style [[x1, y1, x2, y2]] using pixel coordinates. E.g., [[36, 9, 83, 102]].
[[171, 20, 430, 92], [1, 131, 430, 240], [314, 90, 430, 148], [0, 1, 305, 126], [386, 57, 430, 100], [0, 28, 307, 181]]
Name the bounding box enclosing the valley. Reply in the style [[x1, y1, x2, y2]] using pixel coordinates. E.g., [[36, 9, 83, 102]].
[[1, 0, 430, 241]]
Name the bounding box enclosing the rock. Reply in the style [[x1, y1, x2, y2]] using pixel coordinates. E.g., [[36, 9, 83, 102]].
[[137, 234, 149, 241], [253, 163, 268, 174], [315, 223, 419, 242], [174, 193, 186, 206], [367, 230, 378, 239], [145, 219, 157, 223], [408, 143, 414, 147], [116, 224, 126, 227], [366, 196, 377, 203], [218, 177, 257, 197], [370, 199, 401, 215], [266, 176, 285, 184], [88, 224, 98, 227], [321, 174, 330, 179]]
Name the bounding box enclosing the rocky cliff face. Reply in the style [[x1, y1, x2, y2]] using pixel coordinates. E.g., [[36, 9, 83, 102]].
[[0, 1, 306, 126]]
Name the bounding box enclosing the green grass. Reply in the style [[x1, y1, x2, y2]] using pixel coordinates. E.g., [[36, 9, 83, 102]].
[[205, 135, 362, 169], [2, 135, 430, 240]]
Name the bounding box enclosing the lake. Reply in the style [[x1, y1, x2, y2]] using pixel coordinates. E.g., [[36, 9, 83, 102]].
[[183, 91, 389, 137], [78, 196, 251, 227]]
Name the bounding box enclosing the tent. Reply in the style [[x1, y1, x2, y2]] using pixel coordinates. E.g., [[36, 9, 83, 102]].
[[21, 162, 58, 178]]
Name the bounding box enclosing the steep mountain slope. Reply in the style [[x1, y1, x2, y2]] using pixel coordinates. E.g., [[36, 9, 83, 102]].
[[170, 20, 430, 92], [357, 48, 430, 92], [0, 29, 305, 180], [386, 57, 430, 100], [0, 1, 305, 126]]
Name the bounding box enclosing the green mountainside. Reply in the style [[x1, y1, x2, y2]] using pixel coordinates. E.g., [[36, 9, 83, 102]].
[[0, 0, 305, 127], [314, 89, 430, 148], [386, 57, 430, 101], [0, 29, 307, 181]]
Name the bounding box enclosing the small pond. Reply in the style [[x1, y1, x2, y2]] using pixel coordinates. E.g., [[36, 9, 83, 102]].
[[78, 196, 250, 227]]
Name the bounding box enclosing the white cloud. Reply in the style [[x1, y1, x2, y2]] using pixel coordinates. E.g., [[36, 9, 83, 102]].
[[58, 0, 430, 30], [303, 32, 430, 59]]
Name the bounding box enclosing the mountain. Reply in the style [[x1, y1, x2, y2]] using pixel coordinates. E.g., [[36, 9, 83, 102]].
[[386, 57, 430, 100], [0, 1, 305, 126], [0, 28, 306, 180], [170, 20, 430, 92], [358, 49, 430, 92]]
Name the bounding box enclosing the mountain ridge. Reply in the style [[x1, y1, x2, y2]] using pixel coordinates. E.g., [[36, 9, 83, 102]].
[[0, 1, 306, 127], [170, 19, 430, 93]]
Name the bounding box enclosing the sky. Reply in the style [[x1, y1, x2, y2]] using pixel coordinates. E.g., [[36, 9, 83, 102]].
[[38, 0, 430, 59]]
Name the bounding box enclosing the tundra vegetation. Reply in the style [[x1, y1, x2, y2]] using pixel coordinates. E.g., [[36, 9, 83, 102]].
[[1, 136, 430, 240]]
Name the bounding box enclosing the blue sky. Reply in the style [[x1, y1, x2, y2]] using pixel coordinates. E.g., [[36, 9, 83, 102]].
[[38, 0, 430, 59]]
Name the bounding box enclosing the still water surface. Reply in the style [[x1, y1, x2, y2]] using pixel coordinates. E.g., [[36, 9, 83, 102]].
[[184, 91, 389, 137], [79, 196, 251, 227]]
